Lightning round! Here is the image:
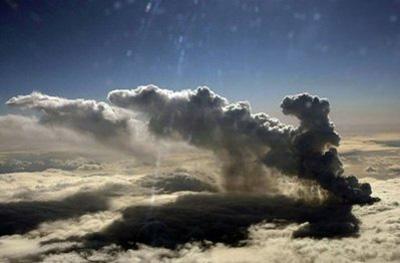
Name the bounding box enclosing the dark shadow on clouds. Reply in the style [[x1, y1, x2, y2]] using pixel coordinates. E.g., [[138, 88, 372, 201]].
[[84, 194, 359, 249], [138, 171, 218, 194], [0, 190, 109, 236], [0, 172, 218, 238]]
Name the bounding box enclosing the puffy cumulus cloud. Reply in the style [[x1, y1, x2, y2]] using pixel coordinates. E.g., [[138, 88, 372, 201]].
[[6, 92, 155, 159], [108, 85, 375, 204]]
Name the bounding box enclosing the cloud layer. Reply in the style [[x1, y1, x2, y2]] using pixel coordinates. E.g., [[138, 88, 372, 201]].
[[0, 137, 398, 262]]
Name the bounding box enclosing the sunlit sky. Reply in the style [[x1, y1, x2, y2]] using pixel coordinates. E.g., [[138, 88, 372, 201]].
[[1, 0, 399, 128]]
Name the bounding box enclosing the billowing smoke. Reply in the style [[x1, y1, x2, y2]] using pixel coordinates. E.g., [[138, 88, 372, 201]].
[[6, 92, 153, 158], [108, 85, 375, 204]]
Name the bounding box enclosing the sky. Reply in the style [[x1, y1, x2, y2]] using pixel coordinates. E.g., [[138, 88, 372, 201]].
[[1, 0, 400, 128]]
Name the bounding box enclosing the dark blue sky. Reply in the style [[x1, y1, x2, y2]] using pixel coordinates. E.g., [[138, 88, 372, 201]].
[[1, 0, 399, 126]]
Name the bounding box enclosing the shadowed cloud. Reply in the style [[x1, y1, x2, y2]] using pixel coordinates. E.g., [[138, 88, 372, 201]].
[[138, 171, 218, 194], [84, 194, 359, 249], [0, 190, 109, 236]]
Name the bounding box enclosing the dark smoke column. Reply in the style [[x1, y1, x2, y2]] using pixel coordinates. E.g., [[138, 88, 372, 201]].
[[109, 85, 377, 205], [278, 94, 376, 204]]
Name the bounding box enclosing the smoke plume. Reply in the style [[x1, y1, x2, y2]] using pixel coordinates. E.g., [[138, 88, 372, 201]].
[[6, 92, 153, 158], [108, 85, 376, 204]]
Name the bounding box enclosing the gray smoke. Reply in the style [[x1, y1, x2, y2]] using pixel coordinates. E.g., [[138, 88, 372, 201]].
[[108, 85, 376, 204], [6, 92, 153, 158]]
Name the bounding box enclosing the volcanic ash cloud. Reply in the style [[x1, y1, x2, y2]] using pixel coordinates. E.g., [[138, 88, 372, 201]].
[[108, 85, 376, 204], [6, 92, 154, 159]]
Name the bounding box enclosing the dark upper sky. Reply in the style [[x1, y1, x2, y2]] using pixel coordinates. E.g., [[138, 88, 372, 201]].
[[1, 0, 399, 126]]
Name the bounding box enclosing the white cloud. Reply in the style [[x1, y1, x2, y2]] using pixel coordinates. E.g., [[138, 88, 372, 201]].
[[18, 177, 400, 263]]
